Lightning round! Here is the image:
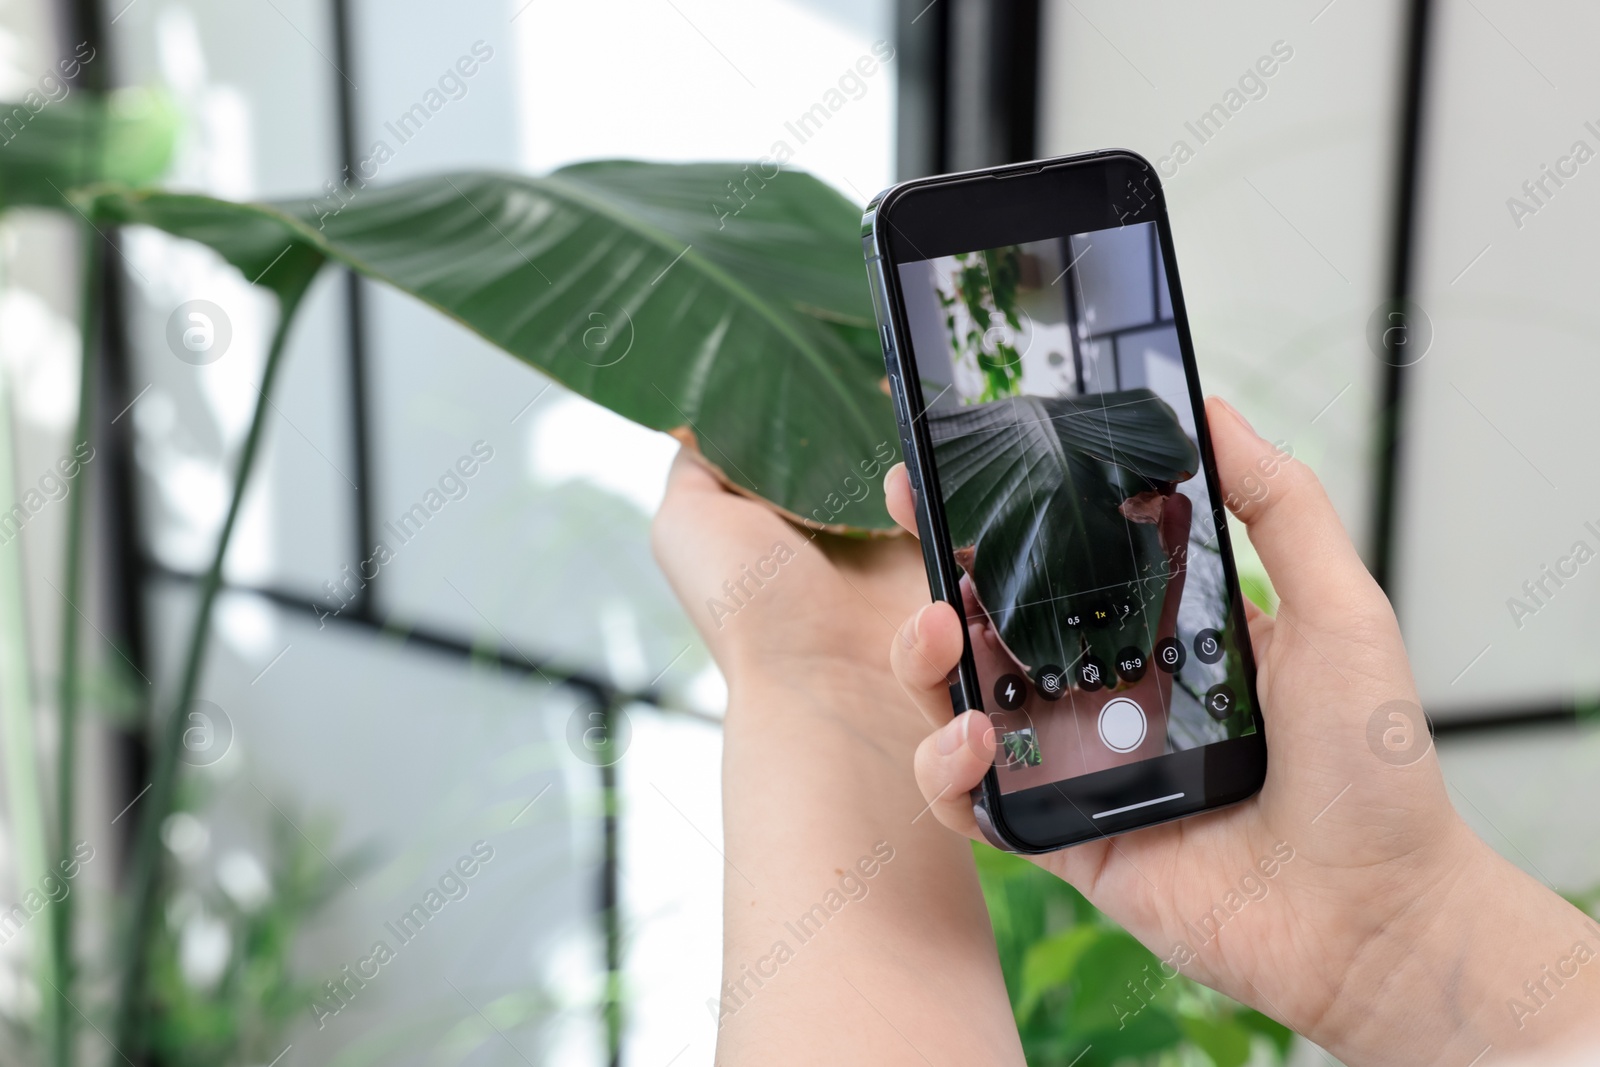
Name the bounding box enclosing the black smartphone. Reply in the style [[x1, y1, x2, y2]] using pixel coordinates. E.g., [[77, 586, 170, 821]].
[[863, 150, 1266, 852]]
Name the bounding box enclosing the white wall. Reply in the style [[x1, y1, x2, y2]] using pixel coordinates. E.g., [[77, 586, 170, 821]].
[[1396, 0, 1600, 716], [1038, 0, 1406, 585]]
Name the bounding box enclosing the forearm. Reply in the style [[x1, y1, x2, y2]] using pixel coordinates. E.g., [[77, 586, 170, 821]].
[[1318, 829, 1600, 1066], [712, 671, 1024, 1066]]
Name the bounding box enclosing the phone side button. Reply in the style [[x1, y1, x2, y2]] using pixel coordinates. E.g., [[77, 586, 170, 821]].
[[888, 375, 911, 428], [947, 682, 965, 716], [898, 443, 918, 489]]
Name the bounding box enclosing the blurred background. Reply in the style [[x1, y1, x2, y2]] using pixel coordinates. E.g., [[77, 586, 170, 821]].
[[0, 0, 1596, 1064]]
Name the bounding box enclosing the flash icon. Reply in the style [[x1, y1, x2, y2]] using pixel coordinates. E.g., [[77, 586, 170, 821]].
[[994, 672, 1028, 710]]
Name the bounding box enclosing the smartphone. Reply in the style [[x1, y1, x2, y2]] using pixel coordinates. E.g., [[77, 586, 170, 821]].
[[863, 150, 1266, 852]]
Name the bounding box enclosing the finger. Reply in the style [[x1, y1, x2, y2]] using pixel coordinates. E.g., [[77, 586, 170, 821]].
[[889, 599, 965, 728], [653, 449, 712, 564], [884, 463, 920, 539], [1240, 596, 1276, 652], [660, 444, 723, 503], [912, 710, 996, 839], [1247, 609, 1275, 656], [1206, 397, 1378, 610], [653, 446, 736, 556]]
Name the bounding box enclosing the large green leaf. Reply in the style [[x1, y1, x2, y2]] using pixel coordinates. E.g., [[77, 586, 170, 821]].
[[0, 89, 177, 209], [93, 189, 328, 311], [87, 162, 898, 530], [553, 160, 880, 361], [929, 389, 1197, 672]]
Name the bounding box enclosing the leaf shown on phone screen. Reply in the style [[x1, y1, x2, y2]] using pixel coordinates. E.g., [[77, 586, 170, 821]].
[[929, 389, 1197, 673]]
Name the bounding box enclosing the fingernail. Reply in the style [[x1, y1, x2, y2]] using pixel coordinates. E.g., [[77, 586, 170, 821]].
[[1213, 396, 1259, 438], [938, 711, 970, 755], [900, 603, 928, 649]]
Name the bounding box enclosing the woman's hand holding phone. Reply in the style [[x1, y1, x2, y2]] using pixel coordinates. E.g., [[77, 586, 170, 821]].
[[889, 397, 1600, 1066], [652, 396, 1600, 1065]]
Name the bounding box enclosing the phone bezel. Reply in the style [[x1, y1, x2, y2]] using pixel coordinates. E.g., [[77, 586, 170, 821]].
[[864, 149, 1267, 853]]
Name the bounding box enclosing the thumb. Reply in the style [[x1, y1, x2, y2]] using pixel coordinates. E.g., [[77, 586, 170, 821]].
[[1205, 397, 1377, 611]]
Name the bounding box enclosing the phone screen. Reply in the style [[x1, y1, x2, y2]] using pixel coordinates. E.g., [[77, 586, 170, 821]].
[[895, 220, 1257, 795]]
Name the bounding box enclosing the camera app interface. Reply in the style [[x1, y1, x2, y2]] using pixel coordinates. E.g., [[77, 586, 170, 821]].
[[897, 222, 1256, 793]]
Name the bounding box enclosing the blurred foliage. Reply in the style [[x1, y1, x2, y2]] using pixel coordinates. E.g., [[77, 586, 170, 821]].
[[0, 83, 182, 1067], [936, 246, 1026, 402], [975, 843, 1292, 1067], [0, 88, 176, 208], [135, 785, 375, 1067], [74, 661, 145, 729], [1565, 883, 1600, 920], [1236, 571, 1276, 615]]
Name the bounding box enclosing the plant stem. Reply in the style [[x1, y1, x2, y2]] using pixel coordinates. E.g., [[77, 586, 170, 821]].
[[0, 313, 54, 1064], [600, 696, 623, 1067], [111, 292, 304, 1056], [46, 223, 101, 1067]]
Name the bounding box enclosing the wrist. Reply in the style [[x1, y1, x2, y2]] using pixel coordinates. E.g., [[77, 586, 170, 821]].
[[722, 655, 940, 785], [1318, 827, 1600, 1066], [1313, 823, 1492, 1064], [724, 654, 922, 723]]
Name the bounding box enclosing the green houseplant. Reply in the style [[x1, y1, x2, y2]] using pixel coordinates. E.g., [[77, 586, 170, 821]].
[[0, 87, 1292, 1065], [936, 245, 1027, 402]]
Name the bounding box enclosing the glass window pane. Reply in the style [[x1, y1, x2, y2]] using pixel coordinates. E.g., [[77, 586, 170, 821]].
[[108, 2, 895, 1064], [1039, 0, 1408, 576], [111, 0, 356, 594], [146, 582, 599, 1064], [1395, 0, 1600, 715]]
